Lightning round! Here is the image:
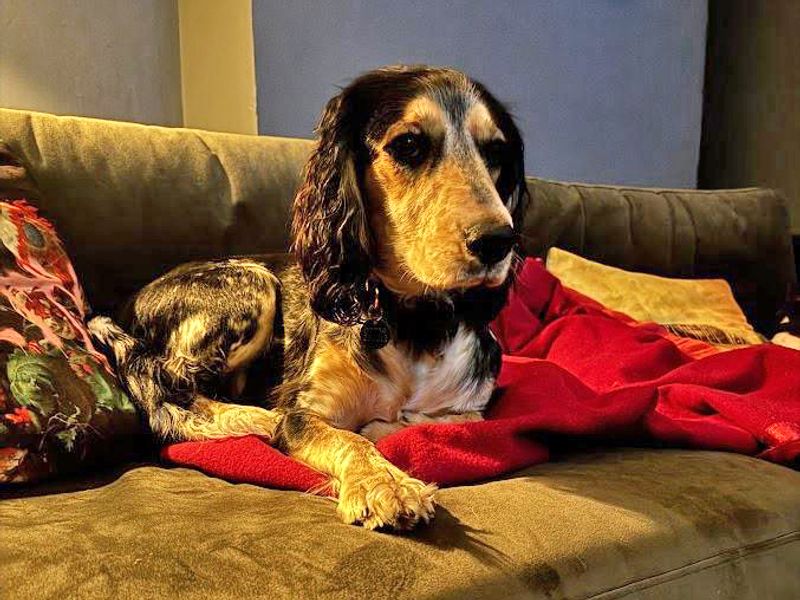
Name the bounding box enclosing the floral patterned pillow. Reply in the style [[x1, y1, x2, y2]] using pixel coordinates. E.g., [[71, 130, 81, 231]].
[[0, 145, 141, 483]]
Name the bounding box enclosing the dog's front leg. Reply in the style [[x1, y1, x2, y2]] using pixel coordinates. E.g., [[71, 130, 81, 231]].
[[360, 411, 484, 442], [276, 410, 436, 530]]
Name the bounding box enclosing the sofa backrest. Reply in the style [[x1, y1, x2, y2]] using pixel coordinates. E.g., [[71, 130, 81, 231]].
[[0, 108, 311, 313], [519, 179, 796, 334], [1, 108, 795, 334]]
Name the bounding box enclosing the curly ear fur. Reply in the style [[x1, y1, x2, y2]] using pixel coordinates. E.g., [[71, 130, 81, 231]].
[[506, 135, 530, 229], [291, 92, 372, 325], [472, 80, 530, 227]]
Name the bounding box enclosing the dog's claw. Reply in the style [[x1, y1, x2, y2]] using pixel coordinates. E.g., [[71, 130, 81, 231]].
[[337, 467, 437, 530]]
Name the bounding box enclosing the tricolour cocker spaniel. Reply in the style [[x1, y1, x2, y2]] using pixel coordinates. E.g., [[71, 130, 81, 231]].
[[89, 65, 527, 530]]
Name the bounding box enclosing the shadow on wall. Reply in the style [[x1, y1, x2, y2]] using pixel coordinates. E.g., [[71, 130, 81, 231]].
[[252, 0, 708, 188], [699, 0, 800, 238]]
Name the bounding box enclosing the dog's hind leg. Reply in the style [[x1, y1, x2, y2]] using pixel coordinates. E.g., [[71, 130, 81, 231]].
[[151, 396, 282, 441], [114, 352, 283, 441], [89, 288, 283, 443]]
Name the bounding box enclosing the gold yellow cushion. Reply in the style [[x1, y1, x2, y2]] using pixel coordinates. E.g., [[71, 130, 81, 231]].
[[545, 247, 763, 346]]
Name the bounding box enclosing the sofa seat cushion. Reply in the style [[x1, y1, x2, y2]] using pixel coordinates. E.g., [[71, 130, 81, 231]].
[[2, 448, 798, 599]]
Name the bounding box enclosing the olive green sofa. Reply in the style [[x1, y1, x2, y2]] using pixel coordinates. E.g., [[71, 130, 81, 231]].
[[1, 108, 798, 599]]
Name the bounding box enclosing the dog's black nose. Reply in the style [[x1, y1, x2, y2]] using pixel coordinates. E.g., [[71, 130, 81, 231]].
[[466, 224, 516, 267]]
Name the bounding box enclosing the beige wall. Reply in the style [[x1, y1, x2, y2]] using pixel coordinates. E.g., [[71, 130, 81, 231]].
[[700, 0, 800, 233], [0, 0, 182, 126], [178, 0, 257, 134]]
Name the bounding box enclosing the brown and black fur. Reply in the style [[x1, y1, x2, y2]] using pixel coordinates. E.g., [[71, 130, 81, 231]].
[[90, 65, 528, 530]]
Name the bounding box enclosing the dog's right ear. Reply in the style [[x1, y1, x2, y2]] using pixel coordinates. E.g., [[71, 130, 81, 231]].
[[291, 91, 372, 326]]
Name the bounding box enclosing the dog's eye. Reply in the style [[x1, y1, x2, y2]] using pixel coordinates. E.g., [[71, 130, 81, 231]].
[[480, 140, 509, 170], [387, 133, 429, 168]]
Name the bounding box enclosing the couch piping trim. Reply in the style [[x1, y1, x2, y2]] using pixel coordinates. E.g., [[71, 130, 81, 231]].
[[584, 530, 800, 600], [528, 176, 769, 196]]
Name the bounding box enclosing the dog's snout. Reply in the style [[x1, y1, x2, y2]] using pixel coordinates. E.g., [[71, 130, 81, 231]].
[[466, 224, 516, 267]]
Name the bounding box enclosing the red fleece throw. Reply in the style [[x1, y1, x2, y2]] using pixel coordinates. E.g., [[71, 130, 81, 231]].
[[163, 259, 800, 491]]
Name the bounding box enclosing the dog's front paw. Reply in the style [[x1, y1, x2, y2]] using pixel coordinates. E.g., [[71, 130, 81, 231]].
[[337, 466, 437, 530]]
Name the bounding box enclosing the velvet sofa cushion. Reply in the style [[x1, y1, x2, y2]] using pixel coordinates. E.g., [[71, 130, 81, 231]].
[[0, 108, 313, 315], [546, 247, 764, 345], [0, 144, 141, 483], [1, 449, 798, 599]]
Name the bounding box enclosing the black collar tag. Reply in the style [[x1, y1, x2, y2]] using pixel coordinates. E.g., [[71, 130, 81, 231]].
[[360, 317, 391, 350], [360, 279, 391, 351]]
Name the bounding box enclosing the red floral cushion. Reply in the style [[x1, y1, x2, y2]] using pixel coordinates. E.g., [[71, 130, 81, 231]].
[[0, 146, 141, 483]]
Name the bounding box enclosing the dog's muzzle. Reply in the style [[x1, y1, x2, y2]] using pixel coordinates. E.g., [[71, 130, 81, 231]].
[[466, 224, 516, 267]]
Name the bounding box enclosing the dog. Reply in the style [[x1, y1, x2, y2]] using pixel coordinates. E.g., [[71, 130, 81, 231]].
[[89, 65, 528, 530]]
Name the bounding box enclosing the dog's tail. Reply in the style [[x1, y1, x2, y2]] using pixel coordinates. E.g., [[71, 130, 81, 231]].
[[87, 315, 139, 366]]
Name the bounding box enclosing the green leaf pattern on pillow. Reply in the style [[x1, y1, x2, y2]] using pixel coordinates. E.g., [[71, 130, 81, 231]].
[[0, 199, 139, 483]]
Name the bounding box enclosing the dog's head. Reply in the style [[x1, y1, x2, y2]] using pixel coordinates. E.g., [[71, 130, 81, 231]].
[[292, 65, 527, 324]]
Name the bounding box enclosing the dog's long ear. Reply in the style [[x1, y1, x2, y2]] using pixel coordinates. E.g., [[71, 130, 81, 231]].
[[291, 91, 371, 325], [494, 108, 529, 228], [505, 130, 529, 229], [473, 82, 530, 227]]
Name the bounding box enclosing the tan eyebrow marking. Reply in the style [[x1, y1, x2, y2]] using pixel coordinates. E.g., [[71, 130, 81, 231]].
[[382, 96, 446, 144], [467, 102, 505, 143]]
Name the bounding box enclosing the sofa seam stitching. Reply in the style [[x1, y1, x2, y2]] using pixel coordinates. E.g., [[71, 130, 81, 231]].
[[581, 529, 800, 600], [528, 176, 771, 196], [671, 192, 700, 276]]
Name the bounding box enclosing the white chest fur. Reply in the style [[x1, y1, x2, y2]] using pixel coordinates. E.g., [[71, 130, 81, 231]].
[[366, 325, 495, 425]]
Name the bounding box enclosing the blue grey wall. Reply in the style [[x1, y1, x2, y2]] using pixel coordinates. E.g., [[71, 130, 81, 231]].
[[253, 0, 707, 188]]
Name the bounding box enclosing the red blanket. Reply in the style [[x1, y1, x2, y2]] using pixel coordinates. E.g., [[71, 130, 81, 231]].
[[163, 259, 800, 491]]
